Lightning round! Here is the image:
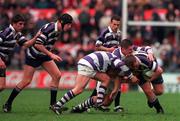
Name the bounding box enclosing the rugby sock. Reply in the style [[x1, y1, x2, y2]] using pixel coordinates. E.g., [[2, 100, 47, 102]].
[[90, 89, 97, 97], [96, 85, 107, 107], [148, 98, 164, 113], [153, 99, 163, 112], [50, 87, 58, 105], [114, 90, 121, 107], [56, 90, 75, 107], [6, 86, 22, 105], [76, 97, 94, 109]]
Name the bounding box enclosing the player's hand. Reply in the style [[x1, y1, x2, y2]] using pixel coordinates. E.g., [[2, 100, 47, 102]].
[[147, 53, 154, 61], [130, 75, 139, 83], [50, 53, 62, 62], [0, 59, 6, 68], [109, 90, 117, 99], [108, 47, 115, 52], [34, 31, 42, 38]]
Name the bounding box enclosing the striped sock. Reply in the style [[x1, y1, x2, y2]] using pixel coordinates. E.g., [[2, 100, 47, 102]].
[[77, 97, 94, 109], [56, 90, 75, 107], [96, 85, 107, 107]]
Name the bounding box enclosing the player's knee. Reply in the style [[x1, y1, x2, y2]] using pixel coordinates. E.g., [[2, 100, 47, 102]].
[[72, 87, 84, 95], [52, 72, 61, 82], [155, 90, 163, 96]]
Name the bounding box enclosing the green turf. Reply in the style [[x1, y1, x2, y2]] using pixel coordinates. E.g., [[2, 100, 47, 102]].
[[0, 89, 179, 121]]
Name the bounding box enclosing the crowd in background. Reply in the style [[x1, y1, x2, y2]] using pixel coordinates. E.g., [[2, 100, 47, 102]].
[[0, 0, 180, 72]]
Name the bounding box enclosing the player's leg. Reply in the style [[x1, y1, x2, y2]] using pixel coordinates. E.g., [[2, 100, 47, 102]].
[[140, 82, 164, 114], [113, 89, 124, 112], [3, 65, 35, 112], [42, 60, 61, 106], [51, 74, 91, 115], [94, 72, 110, 107], [0, 68, 6, 92], [71, 96, 96, 113], [151, 75, 164, 96]]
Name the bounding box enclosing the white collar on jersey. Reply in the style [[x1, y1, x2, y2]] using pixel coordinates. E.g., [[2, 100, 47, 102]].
[[108, 26, 121, 33], [55, 21, 58, 32], [9, 24, 16, 33]]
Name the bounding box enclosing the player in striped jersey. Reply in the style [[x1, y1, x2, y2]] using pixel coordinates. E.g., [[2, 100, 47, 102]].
[[50, 51, 139, 115], [91, 15, 123, 112], [0, 14, 40, 92], [3, 13, 73, 113], [124, 52, 164, 114], [71, 39, 155, 113]]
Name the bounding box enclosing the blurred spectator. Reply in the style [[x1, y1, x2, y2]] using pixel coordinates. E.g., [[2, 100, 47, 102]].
[[0, 0, 179, 72]]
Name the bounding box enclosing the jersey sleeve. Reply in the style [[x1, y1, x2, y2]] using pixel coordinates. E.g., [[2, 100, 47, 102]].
[[133, 46, 153, 53], [112, 58, 132, 79], [112, 48, 121, 59], [36, 23, 54, 45], [16, 32, 27, 46], [95, 29, 106, 47]]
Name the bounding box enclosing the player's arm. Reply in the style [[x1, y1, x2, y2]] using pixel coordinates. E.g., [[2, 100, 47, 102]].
[[22, 31, 41, 48], [134, 46, 154, 61], [110, 77, 120, 99], [34, 44, 62, 62], [96, 45, 115, 52], [148, 65, 163, 82]]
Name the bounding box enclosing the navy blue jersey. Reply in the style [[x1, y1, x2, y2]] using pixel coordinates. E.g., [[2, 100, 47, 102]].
[[26, 22, 59, 59], [95, 26, 121, 48], [134, 52, 158, 73], [0, 25, 27, 61]]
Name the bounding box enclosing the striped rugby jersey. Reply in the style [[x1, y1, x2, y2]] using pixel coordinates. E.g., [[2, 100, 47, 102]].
[[78, 51, 132, 78], [95, 26, 121, 48], [133, 52, 158, 73], [0, 25, 27, 61], [26, 22, 59, 59], [113, 46, 153, 60]]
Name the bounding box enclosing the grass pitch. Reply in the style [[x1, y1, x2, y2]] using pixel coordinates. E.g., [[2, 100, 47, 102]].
[[0, 89, 179, 121]]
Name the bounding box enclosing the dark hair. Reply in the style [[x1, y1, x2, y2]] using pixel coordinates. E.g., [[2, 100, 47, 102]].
[[120, 39, 133, 48], [124, 55, 137, 69], [11, 14, 26, 23], [58, 13, 73, 25], [111, 15, 120, 22]]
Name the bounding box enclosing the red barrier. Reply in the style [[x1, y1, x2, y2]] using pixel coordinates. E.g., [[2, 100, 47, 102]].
[[6, 71, 129, 92]]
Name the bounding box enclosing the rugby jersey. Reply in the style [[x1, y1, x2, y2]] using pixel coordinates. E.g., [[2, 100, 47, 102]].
[[133, 52, 158, 73], [95, 26, 121, 48], [0, 24, 27, 61], [113, 46, 153, 60], [78, 51, 132, 78], [26, 22, 59, 59]]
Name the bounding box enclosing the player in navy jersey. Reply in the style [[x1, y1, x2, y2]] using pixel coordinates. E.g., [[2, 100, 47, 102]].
[[124, 53, 164, 114], [0, 14, 40, 92], [50, 51, 139, 115], [91, 15, 124, 112], [3, 13, 73, 113]]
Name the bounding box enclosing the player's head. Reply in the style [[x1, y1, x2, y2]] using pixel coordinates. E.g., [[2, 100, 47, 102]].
[[110, 15, 120, 32], [124, 55, 139, 70], [58, 13, 73, 31], [120, 39, 133, 56], [11, 14, 26, 32]]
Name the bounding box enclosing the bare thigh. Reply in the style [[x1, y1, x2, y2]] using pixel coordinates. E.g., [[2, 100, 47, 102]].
[[72, 74, 91, 95]]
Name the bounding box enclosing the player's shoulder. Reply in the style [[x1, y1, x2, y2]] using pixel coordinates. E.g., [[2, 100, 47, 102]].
[[0, 27, 12, 37], [41, 22, 55, 33]]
